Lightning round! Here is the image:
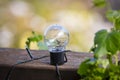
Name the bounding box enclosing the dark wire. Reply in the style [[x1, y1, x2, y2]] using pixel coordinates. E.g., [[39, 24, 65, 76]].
[[5, 56, 49, 80], [55, 50, 71, 80], [55, 64, 62, 80], [26, 47, 34, 59], [5, 48, 70, 80], [4, 48, 49, 80]]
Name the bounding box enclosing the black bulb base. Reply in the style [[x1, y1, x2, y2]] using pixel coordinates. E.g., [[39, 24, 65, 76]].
[[50, 51, 67, 65]]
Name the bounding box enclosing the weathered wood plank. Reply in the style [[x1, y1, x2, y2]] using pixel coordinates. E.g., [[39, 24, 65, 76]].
[[0, 48, 93, 80]]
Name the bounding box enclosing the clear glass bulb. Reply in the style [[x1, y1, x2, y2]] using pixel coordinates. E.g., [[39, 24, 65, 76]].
[[44, 24, 69, 52]]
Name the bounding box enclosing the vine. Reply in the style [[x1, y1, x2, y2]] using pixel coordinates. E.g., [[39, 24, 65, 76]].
[[25, 31, 47, 50]]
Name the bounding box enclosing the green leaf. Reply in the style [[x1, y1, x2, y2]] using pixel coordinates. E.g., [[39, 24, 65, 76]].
[[108, 64, 120, 79], [106, 10, 120, 30], [94, 29, 108, 45], [93, 30, 120, 58], [94, 44, 108, 58], [97, 59, 109, 68], [77, 58, 107, 79], [31, 32, 42, 42], [106, 10, 120, 22], [93, 0, 106, 7], [115, 18, 120, 30], [94, 29, 108, 58], [106, 31, 120, 54], [77, 59, 91, 76], [26, 31, 43, 49]]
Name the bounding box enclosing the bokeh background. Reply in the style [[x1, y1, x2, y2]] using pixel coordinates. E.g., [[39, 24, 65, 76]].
[[0, 0, 119, 52]]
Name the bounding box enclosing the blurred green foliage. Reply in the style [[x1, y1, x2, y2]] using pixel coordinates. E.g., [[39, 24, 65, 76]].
[[93, 0, 106, 7], [78, 0, 120, 79], [26, 31, 42, 48]]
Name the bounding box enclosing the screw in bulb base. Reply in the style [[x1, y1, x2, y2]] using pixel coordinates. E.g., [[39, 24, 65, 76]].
[[50, 51, 67, 65]]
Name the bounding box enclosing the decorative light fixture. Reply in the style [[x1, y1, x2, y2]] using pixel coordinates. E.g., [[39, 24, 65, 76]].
[[5, 24, 69, 80], [44, 24, 69, 65]]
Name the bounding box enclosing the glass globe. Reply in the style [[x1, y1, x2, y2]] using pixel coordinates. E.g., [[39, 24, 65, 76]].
[[44, 24, 69, 52]]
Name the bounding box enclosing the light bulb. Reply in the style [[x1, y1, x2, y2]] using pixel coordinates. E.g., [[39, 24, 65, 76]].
[[44, 24, 69, 52]]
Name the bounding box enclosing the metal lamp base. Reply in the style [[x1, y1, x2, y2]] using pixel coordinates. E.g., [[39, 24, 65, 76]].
[[50, 51, 67, 65]]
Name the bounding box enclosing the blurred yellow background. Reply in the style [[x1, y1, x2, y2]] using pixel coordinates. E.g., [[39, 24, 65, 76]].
[[0, 0, 112, 52]]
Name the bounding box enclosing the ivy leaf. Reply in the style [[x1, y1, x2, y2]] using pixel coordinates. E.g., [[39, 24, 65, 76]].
[[93, 29, 108, 58], [106, 31, 120, 54], [93, 29, 120, 58], [94, 29, 108, 45], [93, 0, 106, 8], [94, 43, 108, 58]]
